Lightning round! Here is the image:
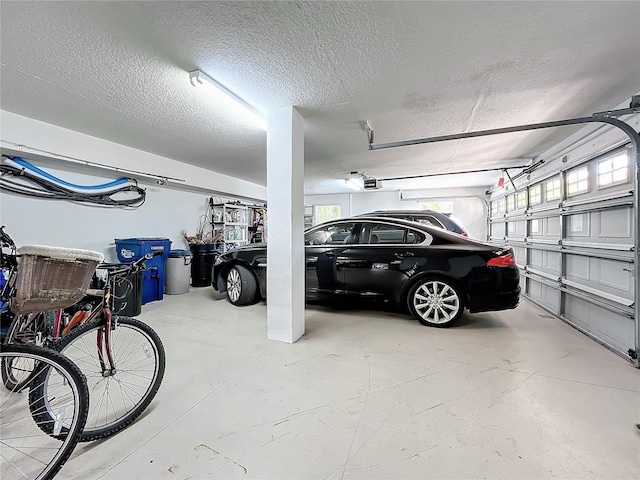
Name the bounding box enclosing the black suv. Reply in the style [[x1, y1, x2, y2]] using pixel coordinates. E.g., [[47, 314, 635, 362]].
[[358, 210, 468, 236]]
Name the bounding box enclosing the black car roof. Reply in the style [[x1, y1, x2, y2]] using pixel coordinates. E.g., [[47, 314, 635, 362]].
[[359, 209, 449, 216], [310, 216, 488, 247]]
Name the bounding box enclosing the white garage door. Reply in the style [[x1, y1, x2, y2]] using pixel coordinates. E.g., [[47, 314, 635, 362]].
[[490, 137, 637, 364]]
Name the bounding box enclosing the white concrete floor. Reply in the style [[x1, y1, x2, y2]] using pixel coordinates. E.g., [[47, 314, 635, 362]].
[[63, 288, 639, 480]]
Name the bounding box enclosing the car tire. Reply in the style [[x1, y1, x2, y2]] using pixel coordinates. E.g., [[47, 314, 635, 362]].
[[226, 265, 258, 306], [407, 277, 464, 327]]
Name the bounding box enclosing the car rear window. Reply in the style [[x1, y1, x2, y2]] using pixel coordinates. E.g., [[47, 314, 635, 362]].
[[361, 223, 431, 245]]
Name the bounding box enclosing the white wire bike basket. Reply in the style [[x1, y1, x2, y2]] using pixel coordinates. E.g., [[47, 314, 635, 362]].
[[11, 245, 104, 314]]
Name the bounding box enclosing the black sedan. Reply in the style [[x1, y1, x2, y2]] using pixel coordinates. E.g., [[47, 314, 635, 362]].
[[212, 217, 520, 327]]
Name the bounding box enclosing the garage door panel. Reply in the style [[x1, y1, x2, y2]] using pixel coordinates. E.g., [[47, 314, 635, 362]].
[[491, 221, 506, 238], [545, 217, 561, 237], [564, 295, 634, 355], [597, 208, 632, 240], [528, 278, 560, 313], [545, 251, 560, 274], [567, 214, 590, 238], [530, 249, 543, 269], [565, 255, 590, 281], [564, 254, 633, 303], [566, 208, 633, 245], [597, 258, 632, 292], [513, 246, 527, 265]]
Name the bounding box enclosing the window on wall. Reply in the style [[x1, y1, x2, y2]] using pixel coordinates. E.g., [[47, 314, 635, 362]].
[[598, 152, 628, 188], [516, 190, 527, 209], [566, 166, 589, 196], [529, 184, 542, 205], [545, 177, 561, 201], [506, 195, 515, 212], [315, 205, 342, 224]]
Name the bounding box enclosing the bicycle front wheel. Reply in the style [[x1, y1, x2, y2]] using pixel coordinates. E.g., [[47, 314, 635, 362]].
[[1, 344, 88, 480], [52, 316, 165, 442]]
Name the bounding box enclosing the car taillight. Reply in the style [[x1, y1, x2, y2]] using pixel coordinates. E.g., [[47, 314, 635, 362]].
[[461, 231, 468, 237], [487, 253, 515, 267]]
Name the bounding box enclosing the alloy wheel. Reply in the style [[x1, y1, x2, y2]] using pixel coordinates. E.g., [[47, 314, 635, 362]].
[[412, 280, 460, 324], [227, 268, 242, 303]]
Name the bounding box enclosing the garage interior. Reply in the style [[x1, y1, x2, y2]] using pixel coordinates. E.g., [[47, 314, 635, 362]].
[[1, 2, 639, 479]]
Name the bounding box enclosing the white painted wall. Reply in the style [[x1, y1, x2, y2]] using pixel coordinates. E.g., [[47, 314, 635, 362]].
[[0, 110, 267, 200], [304, 187, 489, 240], [0, 110, 266, 261], [1, 165, 224, 262]]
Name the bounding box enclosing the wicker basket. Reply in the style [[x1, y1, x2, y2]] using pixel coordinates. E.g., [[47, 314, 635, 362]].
[[11, 245, 105, 314]]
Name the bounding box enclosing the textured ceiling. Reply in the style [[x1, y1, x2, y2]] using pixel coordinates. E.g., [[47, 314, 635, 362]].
[[1, 1, 639, 195]]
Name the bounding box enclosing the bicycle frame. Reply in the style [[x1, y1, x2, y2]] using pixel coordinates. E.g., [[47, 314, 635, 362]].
[[57, 254, 159, 376]]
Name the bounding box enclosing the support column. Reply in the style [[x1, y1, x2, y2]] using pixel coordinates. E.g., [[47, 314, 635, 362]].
[[266, 106, 305, 343]]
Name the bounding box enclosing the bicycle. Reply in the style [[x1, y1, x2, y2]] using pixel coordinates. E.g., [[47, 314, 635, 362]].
[[46, 258, 166, 442], [1, 226, 166, 442], [0, 343, 89, 480]]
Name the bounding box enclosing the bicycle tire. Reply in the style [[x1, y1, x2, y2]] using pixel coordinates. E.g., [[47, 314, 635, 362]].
[[1, 344, 88, 480], [50, 316, 165, 441], [2, 311, 55, 391]]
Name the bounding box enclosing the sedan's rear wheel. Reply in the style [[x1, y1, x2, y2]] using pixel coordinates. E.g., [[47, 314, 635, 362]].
[[408, 278, 463, 327], [226, 265, 258, 306]]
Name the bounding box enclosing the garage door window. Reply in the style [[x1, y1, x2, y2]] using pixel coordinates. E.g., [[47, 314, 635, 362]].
[[598, 152, 628, 188], [516, 190, 527, 209], [529, 184, 542, 205], [566, 166, 589, 196], [506, 195, 515, 212], [545, 177, 561, 201]]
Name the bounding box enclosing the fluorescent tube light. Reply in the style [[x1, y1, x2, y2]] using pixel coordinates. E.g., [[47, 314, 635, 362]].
[[189, 70, 266, 130]]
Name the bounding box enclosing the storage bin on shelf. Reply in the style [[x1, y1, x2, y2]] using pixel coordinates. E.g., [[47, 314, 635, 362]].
[[12, 245, 104, 314], [115, 238, 172, 305]]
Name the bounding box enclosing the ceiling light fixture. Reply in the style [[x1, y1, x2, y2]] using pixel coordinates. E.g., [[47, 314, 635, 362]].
[[189, 70, 266, 130]]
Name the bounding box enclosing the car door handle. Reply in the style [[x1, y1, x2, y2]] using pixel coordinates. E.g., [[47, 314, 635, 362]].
[[394, 252, 414, 258]]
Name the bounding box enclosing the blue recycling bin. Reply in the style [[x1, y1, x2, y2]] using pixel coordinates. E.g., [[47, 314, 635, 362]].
[[115, 238, 172, 305]]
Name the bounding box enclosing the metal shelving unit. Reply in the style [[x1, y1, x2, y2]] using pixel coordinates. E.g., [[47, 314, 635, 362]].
[[212, 203, 249, 251]]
